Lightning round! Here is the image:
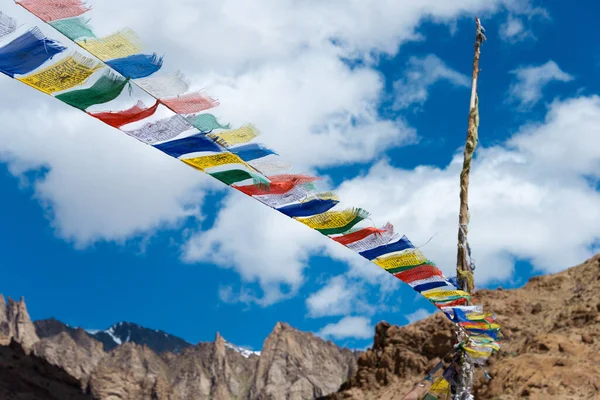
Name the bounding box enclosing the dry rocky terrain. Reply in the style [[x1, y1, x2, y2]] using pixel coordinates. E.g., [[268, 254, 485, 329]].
[[1, 254, 599, 399], [328, 254, 600, 399], [0, 296, 357, 399]]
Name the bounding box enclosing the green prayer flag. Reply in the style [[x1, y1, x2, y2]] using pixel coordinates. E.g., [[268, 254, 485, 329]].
[[50, 17, 96, 41], [56, 73, 129, 111], [210, 169, 269, 186], [187, 113, 230, 132]]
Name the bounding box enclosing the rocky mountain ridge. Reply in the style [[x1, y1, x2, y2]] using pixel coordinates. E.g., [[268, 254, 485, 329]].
[[35, 318, 194, 354], [2, 254, 600, 399], [0, 297, 357, 400]]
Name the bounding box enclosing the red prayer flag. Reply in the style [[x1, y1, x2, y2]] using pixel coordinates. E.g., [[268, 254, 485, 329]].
[[17, 0, 90, 22], [88, 101, 160, 128], [332, 227, 387, 245], [161, 92, 219, 114]]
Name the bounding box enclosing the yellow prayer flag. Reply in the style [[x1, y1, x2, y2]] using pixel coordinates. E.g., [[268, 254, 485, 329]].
[[422, 289, 471, 300], [312, 192, 339, 202], [374, 250, 428, 270], [18, 53, 101, 94], [78, 29, 142, 60], [297, 209, 360, 230], [429, 378, 450, 394], [464, 347, 493, 359], [461, 322, 502, 331], [208, 124, 259, 147], [182, 153, 249, 171]]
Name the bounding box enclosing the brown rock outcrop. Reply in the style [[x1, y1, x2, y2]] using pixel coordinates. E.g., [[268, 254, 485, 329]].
[[252, 322, 358, 399], [0, 339, 95, 400], [1, 295, 357, 400], [0, 295, 39, 353], [329, 254, 600, 400], [88, 342, 173, 400], [34, 329, 105, 386]]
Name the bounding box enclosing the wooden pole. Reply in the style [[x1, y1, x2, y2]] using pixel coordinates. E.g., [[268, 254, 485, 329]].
[[454, 17, 486, 400]]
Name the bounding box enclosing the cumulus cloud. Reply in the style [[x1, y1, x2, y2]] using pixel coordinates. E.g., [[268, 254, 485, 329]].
[[1, 0, 529, 243], [404, 308, 433, 324], [393, 54, 470, 109], [305, 276, 376, 318], [1, 0, 559, 299], [336, 96, 600, 284], [498, 5, 549, 44], [182, 190, 328, 306], [181, 91, 600, 305], [499, 15, 530, 43], [0, 78, 209, 246], [508, 61, 574, 109], [318, 316, 373, 340]]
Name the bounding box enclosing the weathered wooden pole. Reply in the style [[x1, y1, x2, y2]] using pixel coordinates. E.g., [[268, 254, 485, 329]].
[[454, 17, 486, 400]]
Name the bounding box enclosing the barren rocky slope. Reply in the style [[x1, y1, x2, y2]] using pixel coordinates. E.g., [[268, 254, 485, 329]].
[[2, 254, 599, 399], [0, 296, 357, 400], [327, 254, 600, 400]]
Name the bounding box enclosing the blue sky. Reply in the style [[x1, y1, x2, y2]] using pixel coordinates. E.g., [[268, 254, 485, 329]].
[[1, 0, 599, 351]]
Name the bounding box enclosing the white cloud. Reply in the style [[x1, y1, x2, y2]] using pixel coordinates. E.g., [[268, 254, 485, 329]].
[[0, 78, 210, 246], [335, 96, 600, 284], [393, 54, 470, 109], [305, 276, 375, 318], [0, 0, 531, 244], [0, 0, 557, 308], [508, 61, 574, 109], [318, 316, 373, 340], [182, 190, 328, 306], [498, 5, 550, 44], [404, 308, 433, 324], [499, 15, 530, 43]]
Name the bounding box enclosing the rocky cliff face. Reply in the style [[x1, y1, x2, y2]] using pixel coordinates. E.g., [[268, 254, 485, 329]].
[[5, 254, 598, 399], [252, 322, 358, 400], [0, 339, 95, 400], [0, 295, 358, 400], [0, 296, 39, 353], [35, 319, 194, 354], [328, 254, 600, 400]]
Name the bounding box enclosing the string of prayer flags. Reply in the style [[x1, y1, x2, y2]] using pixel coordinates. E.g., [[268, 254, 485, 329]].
[[56, 71, 129, 110], [17, 0, 91, 23], [134, 71, 189, 98], [124, 115, 192, 144], [17, 52, 101, 94], [0, 27, 66, 78], [161, 91, 219, 114], [6, 4, 502, 369], [49, 16, 95, 41], [78, 29, 142, 61], [186, 113, 231, 132], [0, 12, 17, 39], [208, 124, 259, 147], [107, 53, 163, 79], [89, 100, 160, 128]]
